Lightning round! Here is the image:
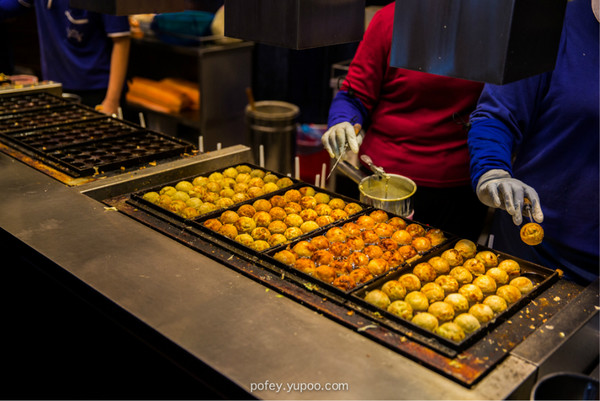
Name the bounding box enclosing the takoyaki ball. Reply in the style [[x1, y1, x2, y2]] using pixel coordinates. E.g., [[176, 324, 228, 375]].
[[341, 222, 362, 237], [325, 227, 347, 243], [218, 224, 238, 239], [311, 249, 334, 266], [235, 173, 251, 183], [330, 242, 351, 258], [253, 211, 272, 227], [382, 280, 407, 301], [412, 237, 432, 254], [510, 277, 534, 294], [347, 236, 366, 251], [310, 235, 330, 250], [284, 202, 302, 215], [349, 267, 374, 284], [405, 291, 430, 312], [348, 252, 369, 268], [387, 300, 413, 320], [268, 233, 287, 247], [473, 275, 498, 295], [300, 221, 320, 233], [235, 216, 257, 234], [374, 222, 395, 238], [314, 192, 331, 205], [398, 245, 418, 260], [294, 258, 317, 274], [361, 229, 380, 244], [406, 223, 426, 238], [189, 186, 207, 199], [412, 312, 439, 331], [221, 177, 237, 189], [421, 282, 445, 303], [246, 187, 265, 198], [344, 202, 363, 215], [250, 168, 265, 178], [366, 258, 389, 276], [454, 313, 481, 334], [444, 293, 470, 314], [428, 301, 455, 322], [203, 191, 221, 204], [435, 322, 466, 342], [332, 275, 357, 291], [387, 216, 407, 230], [454, 239, 477, 259], [463, 258, 486, 276], [269, 195, 287, 208], [398, 273, 422, 292], [331, 259, 352, 275], [356, 212, 377, 228], [299, 208, 318, 222], [215, 198, 235, 209], [315, 215, 335, 227], [263, 172, 278, 182], [425, 228, 446, 246], [263, 182, 279, 193], [469, 303, 494, 324], [435, 275, 460, 295], [198, 202, 218, 215], [369, 209, 389, 223], [429, 256, 450, 275], [330, 209, 349, 221], [486, 267, 509, 285], [380, 238, 398, 251], [292, 240, 316, 258], [219, 188, 235, 199], [251, 227, 271, 241], [483, 295, 508, 313], [459, 283, 484, 304], [450, 266, 473, 285], [284, 189, 302, 203], [235, 164, 252, 174], [299, 186, 316, 196], [299, 196, 317, 209], [274, 250, 296, 265], [391, 230, 413, 245], [186, 197, 203, 209], [205, 181, 222, 193], [235, 233, 254, 246], [364, 244, 384, 259], [475, 250, 499, 268], [497, 284, 522, 303], [222, 167, 238, 179], [441, 249, 464, 267], [364, 289, 391, 310], [203, 218, 222, 231], [269, 206, 287, 221], [284, 213, 304, 228], [413, 262, 437, 283], [498, 259, 521, 278], [329, 198, 346, 210], [284, 227, 304, 240], [315, 265, 337, 283], [232, 192, 249, 204], [168, 200, 187, 213], [276, 177, 294, 188], [382, 250, 405, 268], [314, 203, 333, 216], [232, 183, 248, 194], [192, 176, 209, 187]]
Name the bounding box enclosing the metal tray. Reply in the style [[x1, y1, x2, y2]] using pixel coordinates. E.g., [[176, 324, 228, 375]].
[[348, 238, 559, 355], [0, 91, 70, 116], [263, 211, 453, 298], [0, 104, 104, 135]]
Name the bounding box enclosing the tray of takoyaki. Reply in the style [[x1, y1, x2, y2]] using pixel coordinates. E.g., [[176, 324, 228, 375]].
[[128, 163, 300, 226], [192, 182, 370, 257], [265, 209, 452, 297], [348, 238, 559, 353]]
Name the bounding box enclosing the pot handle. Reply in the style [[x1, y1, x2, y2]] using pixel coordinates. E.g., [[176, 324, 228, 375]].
[[336, 160, 368, 184]]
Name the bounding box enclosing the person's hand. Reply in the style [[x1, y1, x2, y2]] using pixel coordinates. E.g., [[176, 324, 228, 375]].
[[322, 122, 363, 159], [96, 98, 120, 116], [476, 169, 544, 225]]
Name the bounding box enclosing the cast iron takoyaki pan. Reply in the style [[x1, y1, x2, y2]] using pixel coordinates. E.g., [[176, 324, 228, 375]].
[[0, 92, 70, 116]]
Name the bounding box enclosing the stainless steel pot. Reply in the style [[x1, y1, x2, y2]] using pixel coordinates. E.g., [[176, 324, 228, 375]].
[[359, 173, 417, 218]]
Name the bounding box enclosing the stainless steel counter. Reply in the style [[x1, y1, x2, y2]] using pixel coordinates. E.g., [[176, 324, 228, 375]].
[[1, 145, 597, 399]]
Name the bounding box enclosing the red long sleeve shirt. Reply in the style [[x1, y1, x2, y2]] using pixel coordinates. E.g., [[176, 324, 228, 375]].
[[338, 2, 483, 187]]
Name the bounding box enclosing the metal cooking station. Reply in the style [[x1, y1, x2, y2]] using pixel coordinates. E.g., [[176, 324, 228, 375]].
[[1, 91, 598, 399]]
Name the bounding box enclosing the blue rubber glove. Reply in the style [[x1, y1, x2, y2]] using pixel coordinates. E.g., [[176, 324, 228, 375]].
[[476, 169, 544, 225]]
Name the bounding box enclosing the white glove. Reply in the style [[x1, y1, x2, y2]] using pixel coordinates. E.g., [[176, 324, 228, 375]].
[[476, 169, 544, 225], [322, 122, 363, 159]]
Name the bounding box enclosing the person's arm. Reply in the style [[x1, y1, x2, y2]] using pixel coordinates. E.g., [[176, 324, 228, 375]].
[[99, 35, 130, 115]]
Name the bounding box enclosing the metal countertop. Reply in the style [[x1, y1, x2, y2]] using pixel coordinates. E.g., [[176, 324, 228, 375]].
[[0, 147, 596, 400]]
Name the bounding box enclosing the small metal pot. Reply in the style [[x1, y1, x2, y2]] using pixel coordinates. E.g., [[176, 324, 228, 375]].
[[359, 173, 417, 218]]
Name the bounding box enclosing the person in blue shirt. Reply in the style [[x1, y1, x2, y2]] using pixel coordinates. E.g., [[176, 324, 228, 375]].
[[0, 0, 130, 115], [468, 0, 599, 284]]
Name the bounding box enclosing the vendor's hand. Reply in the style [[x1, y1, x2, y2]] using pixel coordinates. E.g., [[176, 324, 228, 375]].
[[97, 99, 120, 116], [322, 122, 363, 159], [476, 169, 544, 225]]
